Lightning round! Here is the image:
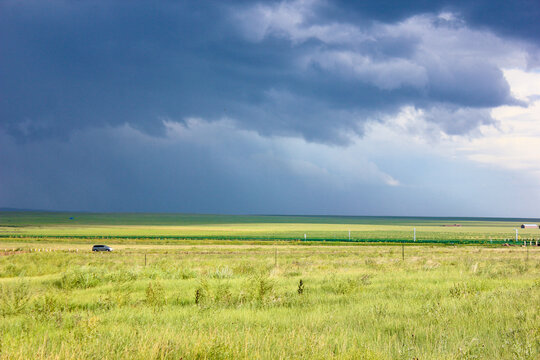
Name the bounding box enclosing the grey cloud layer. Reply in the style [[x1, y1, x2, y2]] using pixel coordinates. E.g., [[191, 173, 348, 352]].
[[0, 0, 537, 143], [0, 122, 527, 215], [236, 1, 528, 136], [1, 0, 539, 215], [0, 122, 399, 213]]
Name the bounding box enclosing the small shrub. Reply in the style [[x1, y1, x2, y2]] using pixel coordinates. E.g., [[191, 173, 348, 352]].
[[98, 284, 133, 309], [194, 278, 247, 308], [141, 268, 163, 280], [145, 281, 165, 308], [449, 283, 478, 298], [213, 282, 234, 305], [55, 268, 102, 290], [176, 268, 197, 279], [105, 270, 139, 283], [195, 278, 210, 306], [323, 275, 369, 295], [211, 266, 233, 279], [32, 293, 66, 318], [360, 274, 372, 285], [249, 274, 274, 302], [334, 278, 359, 295], [0, 264, 25, 277], [233, 262, 257, 275], [0, 281, 31, 316], [371, 303, 388, 318], [297, 279, 304, 295], [449, 283, 466, 297], [195, 288, 202, 305]]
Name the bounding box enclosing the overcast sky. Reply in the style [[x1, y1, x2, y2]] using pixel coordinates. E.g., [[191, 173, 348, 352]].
[[1, 0, 540, 217]]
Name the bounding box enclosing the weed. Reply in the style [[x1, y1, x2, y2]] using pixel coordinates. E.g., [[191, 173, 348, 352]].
[[176, 268, 197, 279], [213, 282, 234, 306], [32, 293, 67, 319], [211, 266, 234, 279], [145, 281, 165, 308], [371, 303, 388, 318], [195, 288, 202, 305], [105, 269, 139, 283], [361, 274, 373, 285], [248, 273, 274, 302], [323, 275, 369, 295], [233, 262, 257, 275], [195, 278, 210, 306], [297, 279, 304, 294], [55, 268, 102, 290], [0, 281, 31, 316], [449, 282, 482, 298]]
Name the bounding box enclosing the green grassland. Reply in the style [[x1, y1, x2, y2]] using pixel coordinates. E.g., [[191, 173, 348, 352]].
[[0, 244, 538, 359], [0, 212, 539, 359], [1, 211, 539, 244]]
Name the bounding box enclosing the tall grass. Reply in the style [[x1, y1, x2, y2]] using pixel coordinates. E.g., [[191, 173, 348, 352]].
[[0, 244, 538, 359]]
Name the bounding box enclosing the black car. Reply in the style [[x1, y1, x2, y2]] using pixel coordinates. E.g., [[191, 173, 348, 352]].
[[92, 245, 113, 252]]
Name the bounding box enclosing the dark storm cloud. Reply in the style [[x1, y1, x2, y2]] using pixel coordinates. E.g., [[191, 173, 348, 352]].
[[0, 0, 237, 138], [0, 0, 537, 143], [1, 0, 540, 216], [331, 0, 540, 45]]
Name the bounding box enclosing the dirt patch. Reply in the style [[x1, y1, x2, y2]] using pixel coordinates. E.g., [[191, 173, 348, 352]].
[[0, 251, 29, 256]]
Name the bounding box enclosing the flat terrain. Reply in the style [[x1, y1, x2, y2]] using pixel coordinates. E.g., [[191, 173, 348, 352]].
[[0, 212, 539, 359], [0, 244, 539, 359], [1, 212, 540, 243]]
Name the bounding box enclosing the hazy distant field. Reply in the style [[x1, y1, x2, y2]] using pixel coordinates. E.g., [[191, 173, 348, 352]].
[[1, 212, 540, 244]]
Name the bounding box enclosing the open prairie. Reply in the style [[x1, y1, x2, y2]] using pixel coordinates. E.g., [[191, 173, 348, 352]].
[[1, 212, 540, 244], [0, 243, 539, 359], [0, 212, 539, 359]]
